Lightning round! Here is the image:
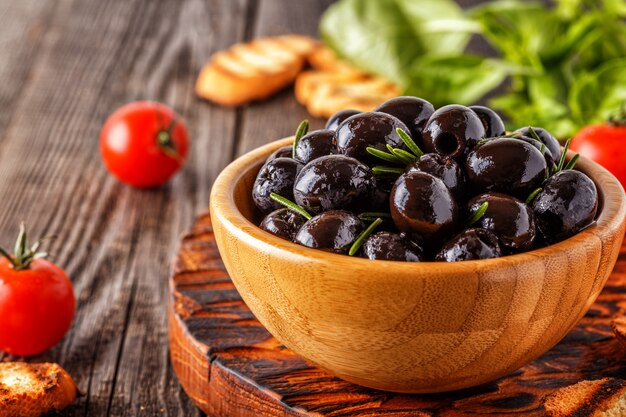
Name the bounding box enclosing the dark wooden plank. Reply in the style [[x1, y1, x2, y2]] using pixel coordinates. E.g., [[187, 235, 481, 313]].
[[235, 0, 335, 157], [0, 0, 249, 415], [171, 213, 626, 416]]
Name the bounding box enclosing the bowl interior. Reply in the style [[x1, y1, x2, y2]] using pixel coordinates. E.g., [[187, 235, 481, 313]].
[[228, 138, 621, 265]]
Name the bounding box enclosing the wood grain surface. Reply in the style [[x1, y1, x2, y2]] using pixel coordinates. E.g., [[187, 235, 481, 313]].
[[171, 212, 626, 416], [0, 1, 331, 415]]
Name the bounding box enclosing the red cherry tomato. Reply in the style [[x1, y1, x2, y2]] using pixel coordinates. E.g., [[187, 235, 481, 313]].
[[571, 123, 626, 190], [0, 226, 75, 356], [100, 101, 189, 188]]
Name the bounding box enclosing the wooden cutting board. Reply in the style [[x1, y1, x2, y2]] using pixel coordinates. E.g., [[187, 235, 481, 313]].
[[168, 212, 626, 416]]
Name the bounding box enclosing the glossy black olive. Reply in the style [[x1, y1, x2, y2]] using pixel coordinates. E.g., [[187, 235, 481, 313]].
[[531, 170, 598, 244], [366, 175, 395, 212], [293, 155, 373, 214], [293, 129, 336, 164], [421, 104, 486, 160], [326, 109, 360, 131], [469, 105, 506, 138], [435, 228, 502, 262], [406, 153, 465, 197], [266, 145, 293, 163], [335, 112, 411, 165], [252, 158, 303, 213], [467, 192, 536, 251], [390, 171, 459, 243], [465, 138, 547, 198], [514, 126, 561, 163], [362, 231, 423, 261], [294, 210, 364, 253], [374, 96, 435, 140], [516, 136, 556, 170], [259, 208, 306, 241]]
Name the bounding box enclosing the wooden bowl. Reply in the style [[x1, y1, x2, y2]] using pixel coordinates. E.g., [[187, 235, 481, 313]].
[[209, 138, 626, 393]]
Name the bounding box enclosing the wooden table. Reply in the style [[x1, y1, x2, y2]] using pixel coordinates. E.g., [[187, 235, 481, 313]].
[[0, 0, 560, 416]]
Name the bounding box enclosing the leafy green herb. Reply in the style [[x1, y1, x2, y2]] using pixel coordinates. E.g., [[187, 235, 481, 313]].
[[372, 166, 404, 176], [467, 202, 489, 227], [269, 193, 312, 220], [292, 120, 309, 159], [320, 0, 626, 138], [396, 128, 424, 157], [366, 146, 403, 164], [349, 218, 383, 256]]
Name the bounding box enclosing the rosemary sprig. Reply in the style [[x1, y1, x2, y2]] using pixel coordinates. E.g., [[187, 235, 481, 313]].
[[292, 120, 309, 158], [349, 218, 383, 256], [467, 202, 489, 227], [269, 193, 312, 220]]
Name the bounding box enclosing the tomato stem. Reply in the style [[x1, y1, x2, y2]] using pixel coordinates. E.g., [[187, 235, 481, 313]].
[[156, 114, 182, 162], [0, 223, 50, 270]]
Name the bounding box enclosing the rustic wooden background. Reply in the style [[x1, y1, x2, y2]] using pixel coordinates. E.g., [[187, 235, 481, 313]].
[[0, 0, 516, 416]]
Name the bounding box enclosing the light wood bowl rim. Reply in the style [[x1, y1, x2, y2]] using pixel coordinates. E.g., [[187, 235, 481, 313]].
[[210, 137, 626, 275]]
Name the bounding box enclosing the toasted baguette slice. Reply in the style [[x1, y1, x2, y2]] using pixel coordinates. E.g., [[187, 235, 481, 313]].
[[307, 45, 362, 75], [295, 70, 400, 118], [196, 35, 319, 106], [544, 378, 626, 417], [612, 315, 626, 348], [0, 362, 79, 417]]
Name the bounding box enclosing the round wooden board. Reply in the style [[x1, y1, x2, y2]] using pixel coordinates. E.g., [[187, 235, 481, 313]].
[[169, 212, 626, 416]]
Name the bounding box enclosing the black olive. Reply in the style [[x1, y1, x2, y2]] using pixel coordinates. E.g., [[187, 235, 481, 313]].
[[514, 126, 561, 163], [516, 136, 556, 170], [293, 155, 373, 214], [421, 104, 486, 160], [326, 109, 360, 131], [406, 153, 465, 198], [469, 105, 506, 138], [362, 231, 423, 261], [374, 96, 435, 140], [465, 138, 547, 198], [467, 192, 536, 251], [366, 175, 396, 212], [294, 210, 364, 253], [252, 158, 303, 213], [436, 228, 502, 262], [293, 129, 336, 164], [259, 208, 306, 241], [390, 171, 459, 243], [531, 170, 598, 244], [266, 145, 293, 163], [335, 112, 411, 165]]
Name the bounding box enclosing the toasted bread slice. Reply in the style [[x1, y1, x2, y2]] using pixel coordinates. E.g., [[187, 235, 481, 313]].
[[196, 35, 319, 106], [0, 362, 79, 417], [307, 45, 361, 75], [295, 70, 400, 118], [544, 378, 626, 417], [612, 315, 626, 348]]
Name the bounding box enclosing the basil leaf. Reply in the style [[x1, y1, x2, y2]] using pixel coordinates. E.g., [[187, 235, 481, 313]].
[[320, 0, 472, 87], [406, 55, 509, 105], [320, 0, 421, 85]]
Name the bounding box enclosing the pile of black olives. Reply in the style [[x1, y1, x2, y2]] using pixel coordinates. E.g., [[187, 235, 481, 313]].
[[252, 96, 599, 262]]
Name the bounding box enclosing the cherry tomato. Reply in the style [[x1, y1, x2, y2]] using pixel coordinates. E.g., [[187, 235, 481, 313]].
[[0, 225, 75, 356], [100, 101, 189, 187], [571, 123, 626, 190]]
